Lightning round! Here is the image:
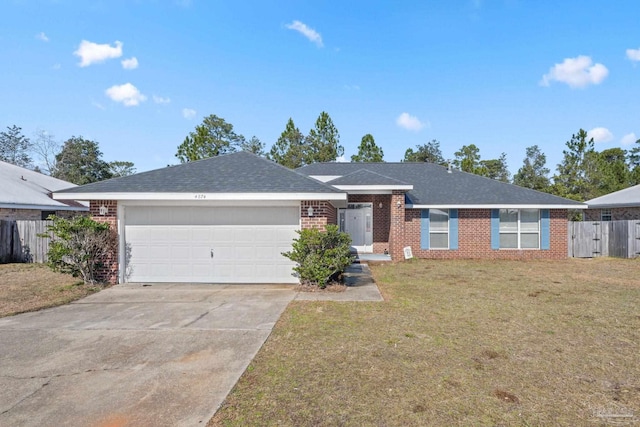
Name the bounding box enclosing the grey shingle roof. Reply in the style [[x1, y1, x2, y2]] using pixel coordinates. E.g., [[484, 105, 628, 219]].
[[57, 151, 342, 194], [327, 169, 410, 186], [586, 184, 640, 208], [298, 162, 584, 206]]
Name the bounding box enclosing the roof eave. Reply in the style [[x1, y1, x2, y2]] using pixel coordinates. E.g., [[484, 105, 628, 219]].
[[0, 203, 89, 211], [52, 192, 348, 202], [406, 203, 587, 209], [587, 202, 640, 209]]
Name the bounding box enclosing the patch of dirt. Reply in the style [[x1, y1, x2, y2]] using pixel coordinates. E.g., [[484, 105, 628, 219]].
[[494, 389, 520, 404]]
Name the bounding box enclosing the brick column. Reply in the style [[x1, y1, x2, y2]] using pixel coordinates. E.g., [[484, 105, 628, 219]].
[[90, 200, 119, 284], [389, 191, 406, 261]]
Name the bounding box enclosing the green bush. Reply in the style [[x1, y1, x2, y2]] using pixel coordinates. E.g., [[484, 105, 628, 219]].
[[282, 224, 353, 288], [42, 215, 117, 285]]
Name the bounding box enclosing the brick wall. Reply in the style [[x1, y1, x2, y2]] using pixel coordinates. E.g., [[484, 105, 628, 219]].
[[584, 207, 640, 221], [404, 208, 569, 260], [348, 194, 392, 253], [300, 201, 337, 231], [0, 208, 83, 221], [90, 200, 119, 284]]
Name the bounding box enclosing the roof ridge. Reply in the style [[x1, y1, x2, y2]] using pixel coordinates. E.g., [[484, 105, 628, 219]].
[[336, 168, 411, 185]]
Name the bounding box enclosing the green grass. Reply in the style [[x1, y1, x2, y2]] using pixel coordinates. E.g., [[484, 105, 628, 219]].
[[210, 258, 640, 426]]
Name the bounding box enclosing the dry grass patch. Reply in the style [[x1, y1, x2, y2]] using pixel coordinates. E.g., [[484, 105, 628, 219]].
[[0, 263, 102, 317], [211, 258, 640, 426]]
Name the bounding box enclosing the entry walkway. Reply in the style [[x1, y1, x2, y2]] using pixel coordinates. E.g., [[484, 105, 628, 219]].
[[295, 263, 384, 302]]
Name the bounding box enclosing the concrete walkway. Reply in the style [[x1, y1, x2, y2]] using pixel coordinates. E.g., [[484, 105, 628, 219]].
[[295, 263, 384, 302]]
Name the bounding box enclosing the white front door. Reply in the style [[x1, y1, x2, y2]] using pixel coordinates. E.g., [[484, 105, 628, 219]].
[[341, 204, 373, 253]]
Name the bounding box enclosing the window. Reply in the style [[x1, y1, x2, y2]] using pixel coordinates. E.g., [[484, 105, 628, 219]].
[[41, 210, 56, 220], [429, 209, 449, 249], [601, 208, 612, 222], [499, 209, 539, 249]]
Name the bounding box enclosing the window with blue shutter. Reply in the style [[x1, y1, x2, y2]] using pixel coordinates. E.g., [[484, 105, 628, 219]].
[[491, 209, 500, 250], [540, 209, 550, 250], [421, 209, 429, 249], [449, 209, 458, 250]]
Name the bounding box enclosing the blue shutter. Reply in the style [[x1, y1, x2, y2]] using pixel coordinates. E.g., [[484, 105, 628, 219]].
[[540, 209, 550, 250], [449, 209, 458, 250], [491, 209, 500, 250], [421, 209, 430, 249]]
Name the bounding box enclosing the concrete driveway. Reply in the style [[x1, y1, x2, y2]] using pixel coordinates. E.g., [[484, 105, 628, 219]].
[[0, 283, 296, 427]]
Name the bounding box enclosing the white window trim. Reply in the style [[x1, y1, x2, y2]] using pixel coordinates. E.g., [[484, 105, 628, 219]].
[[601, 208, 612, 222], [429, 208, 449, 250], [499, 209, 540, 250]]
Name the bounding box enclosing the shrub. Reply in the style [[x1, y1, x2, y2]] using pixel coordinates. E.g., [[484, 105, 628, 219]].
[[42, 215, 117, 285], [282, 224, 353, 288]]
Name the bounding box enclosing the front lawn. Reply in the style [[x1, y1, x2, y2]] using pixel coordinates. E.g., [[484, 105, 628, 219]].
[[211, 258, 640, 426], [0, 263, 102, 317]]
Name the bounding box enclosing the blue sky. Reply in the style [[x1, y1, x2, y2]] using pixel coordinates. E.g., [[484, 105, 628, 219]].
[[2, 0, 639, 175]]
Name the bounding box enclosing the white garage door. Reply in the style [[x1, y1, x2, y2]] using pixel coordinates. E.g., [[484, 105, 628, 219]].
[[124, 206, 300, 283]]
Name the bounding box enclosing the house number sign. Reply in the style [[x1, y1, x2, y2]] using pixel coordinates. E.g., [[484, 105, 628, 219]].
[[194, 194, 206, 199]]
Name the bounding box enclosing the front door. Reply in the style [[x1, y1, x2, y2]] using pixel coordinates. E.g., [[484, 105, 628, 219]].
[[341, 204, 373, 253]]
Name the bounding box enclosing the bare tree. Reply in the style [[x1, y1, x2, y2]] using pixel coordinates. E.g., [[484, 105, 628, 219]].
[[32, 129, 60, 174]]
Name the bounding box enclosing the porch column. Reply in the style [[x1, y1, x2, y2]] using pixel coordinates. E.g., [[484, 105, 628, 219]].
[[389, 190, 406, 261], [90, 200, 119, 284]]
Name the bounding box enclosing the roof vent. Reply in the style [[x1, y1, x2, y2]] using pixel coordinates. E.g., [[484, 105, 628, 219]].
[[20, 175, 27, 181], [447, 162, 452, 174]]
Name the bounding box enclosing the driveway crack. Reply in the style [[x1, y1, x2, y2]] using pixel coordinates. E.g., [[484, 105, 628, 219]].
[[0, 379, 49, 416], [183, 309, 211, 327], [0, 366, 131, 381]]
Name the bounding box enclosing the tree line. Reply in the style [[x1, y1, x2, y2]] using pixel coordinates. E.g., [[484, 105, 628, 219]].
[[0, 125, 135, 184], [3, 113, 639, 202], [175, 112, 640, 202]]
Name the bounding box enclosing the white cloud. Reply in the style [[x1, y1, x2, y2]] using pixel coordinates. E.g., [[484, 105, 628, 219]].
[[587, 127, 614, 143], [626, 48, 640, 62], [74, 40, 123, 67], [121, 57, 139, 70], [105, 83, 146, 107], [36, 32, 49, 42], [621, 132, 637, 146], [182, 108, 197, 119], [285, 20, 323, 47], [336, 155, 347, 163], [540, 55, 608, 88], [52, 63, 61, 70], [153, 95, 171, 104], [396, 112, 426, 132]]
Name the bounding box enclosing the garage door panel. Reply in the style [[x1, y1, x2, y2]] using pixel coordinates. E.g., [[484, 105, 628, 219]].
[[125, 206, 300, 283]]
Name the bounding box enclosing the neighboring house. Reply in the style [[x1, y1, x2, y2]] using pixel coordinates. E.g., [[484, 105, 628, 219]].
[[584, 184, 640, 221], [0, 160, 88, 220], [53, 152, 585, 284]]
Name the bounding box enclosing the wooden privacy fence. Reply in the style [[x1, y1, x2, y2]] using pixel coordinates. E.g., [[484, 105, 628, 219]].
[[0, 220, 53, 263], [568, 220, 640, 258]]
